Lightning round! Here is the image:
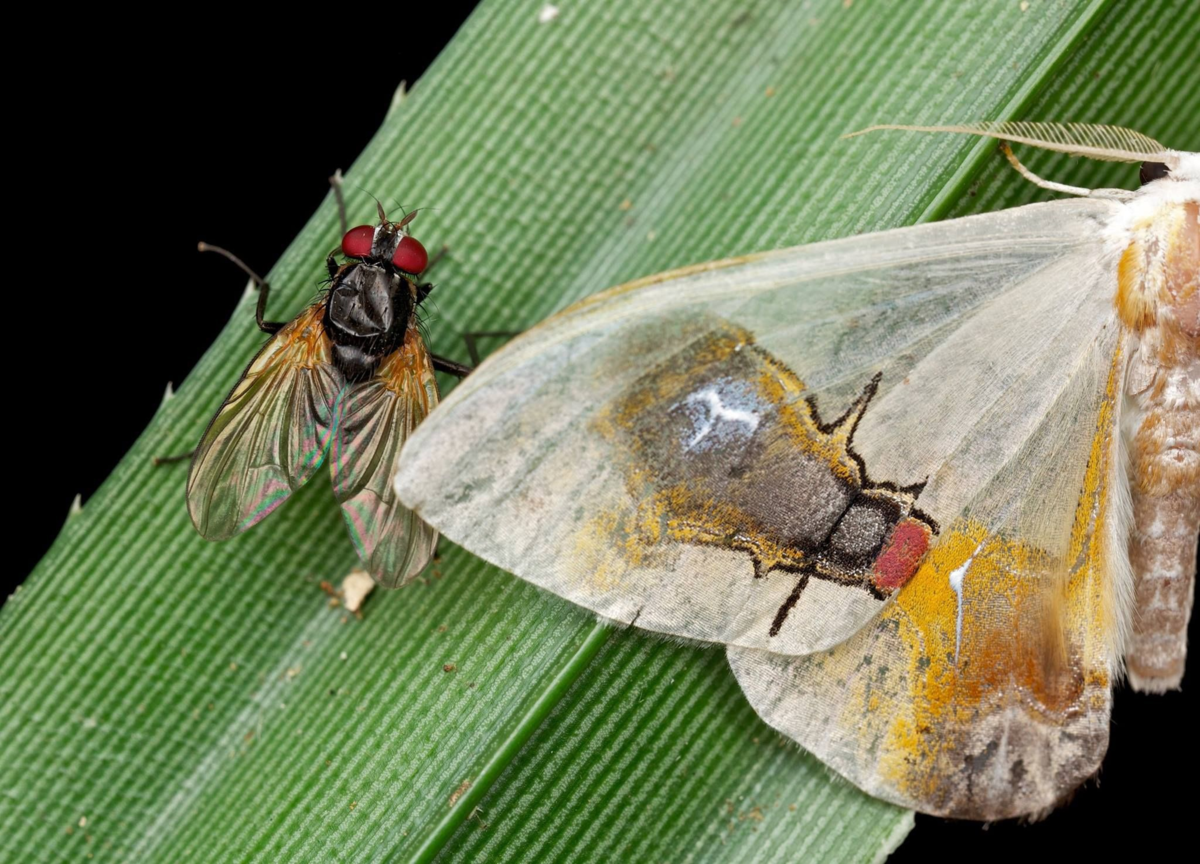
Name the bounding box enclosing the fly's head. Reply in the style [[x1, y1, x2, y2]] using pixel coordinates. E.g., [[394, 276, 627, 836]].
[[338, 203, 431, 313]]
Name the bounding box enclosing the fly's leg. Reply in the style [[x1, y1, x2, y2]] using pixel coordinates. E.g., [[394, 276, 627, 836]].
[[428, 331, 523, 377], [462, 331, 522, 366], [152, 450, 195, 467], [156, 239, 287, 467], [431, 355, 472, 378], [196, 242, 285, 334]]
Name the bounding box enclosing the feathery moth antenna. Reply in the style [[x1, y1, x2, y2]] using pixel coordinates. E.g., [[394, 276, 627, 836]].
[[845, 121, 1176, 167]]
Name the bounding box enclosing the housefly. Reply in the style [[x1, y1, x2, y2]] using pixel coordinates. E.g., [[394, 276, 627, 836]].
[[176, 182, 469, 587]]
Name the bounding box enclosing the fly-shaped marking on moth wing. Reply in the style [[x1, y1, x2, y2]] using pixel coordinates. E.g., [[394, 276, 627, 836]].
[[598, 320, 937, 639]]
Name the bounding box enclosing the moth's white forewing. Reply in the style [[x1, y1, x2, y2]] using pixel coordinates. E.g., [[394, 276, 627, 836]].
[[396, 198, 1124, 656]]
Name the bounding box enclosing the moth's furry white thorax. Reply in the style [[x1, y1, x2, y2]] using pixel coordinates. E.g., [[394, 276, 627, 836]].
[[1167, 150, 1200, 182], [1102, 170, 1199, 257]]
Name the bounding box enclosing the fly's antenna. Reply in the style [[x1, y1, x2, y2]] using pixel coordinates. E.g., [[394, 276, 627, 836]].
[[843, 121, 1174, 164], [393, 204, 440, 232], [345, 179, 389, 224]]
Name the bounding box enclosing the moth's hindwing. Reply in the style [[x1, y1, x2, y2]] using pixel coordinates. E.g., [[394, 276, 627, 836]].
[[728, 331, 1125, 819]]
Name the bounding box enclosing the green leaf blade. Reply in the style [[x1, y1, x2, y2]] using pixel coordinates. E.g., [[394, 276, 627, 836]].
[[4, 1, 1195, 861]]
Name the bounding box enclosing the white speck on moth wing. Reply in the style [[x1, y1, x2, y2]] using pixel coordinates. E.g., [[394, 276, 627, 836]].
[[947, 545, 979, 664], [675, 378, 766, 451]]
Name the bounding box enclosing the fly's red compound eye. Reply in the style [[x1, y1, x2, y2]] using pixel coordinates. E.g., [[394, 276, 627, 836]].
[[341, 225, 375, 258], [392, 235, 429, 274]]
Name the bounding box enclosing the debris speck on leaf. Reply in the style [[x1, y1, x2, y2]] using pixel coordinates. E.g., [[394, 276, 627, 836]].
[[449, 779, 472, 807], [341, 569, 376, 614]]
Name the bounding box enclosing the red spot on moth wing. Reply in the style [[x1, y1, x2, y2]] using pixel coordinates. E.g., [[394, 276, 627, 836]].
[[871, 518, 931, 592]]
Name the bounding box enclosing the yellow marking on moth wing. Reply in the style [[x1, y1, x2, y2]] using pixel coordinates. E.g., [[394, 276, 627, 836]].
[[572, 507, 628, 594], [656, 484, 809, 575], [870, 347, 1121, 804], [755, 361, 862, 484], [1066, 341, 1122, 655]]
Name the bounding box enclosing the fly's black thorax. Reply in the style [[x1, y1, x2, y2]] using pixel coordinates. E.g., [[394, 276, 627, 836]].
[[325, 262, 415, 381]]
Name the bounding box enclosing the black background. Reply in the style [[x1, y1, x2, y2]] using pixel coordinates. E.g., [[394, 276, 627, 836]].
[[11, 9, 1195, 861]]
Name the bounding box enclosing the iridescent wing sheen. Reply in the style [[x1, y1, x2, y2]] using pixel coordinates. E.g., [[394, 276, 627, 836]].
[[331, 327, 439, 588], [188, 303, 344, 540]]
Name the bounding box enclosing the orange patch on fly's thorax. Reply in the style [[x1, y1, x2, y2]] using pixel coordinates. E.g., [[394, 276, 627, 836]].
[[248, 303, 332, 375], [374, 325, 438, 419]]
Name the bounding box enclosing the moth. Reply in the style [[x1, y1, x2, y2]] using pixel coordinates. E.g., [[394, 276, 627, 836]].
[[183, 188, 469, 587], [393, 123, 1198, 819]]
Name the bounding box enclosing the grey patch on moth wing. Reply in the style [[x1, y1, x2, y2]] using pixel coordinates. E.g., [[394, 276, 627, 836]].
[[631, 366, 857, 551], [940, 701, 1110, 821], [727, 643, 1112, 820]]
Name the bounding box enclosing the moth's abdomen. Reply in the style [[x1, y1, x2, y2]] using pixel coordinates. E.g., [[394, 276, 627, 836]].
[[1120, 199, 1199, 692]]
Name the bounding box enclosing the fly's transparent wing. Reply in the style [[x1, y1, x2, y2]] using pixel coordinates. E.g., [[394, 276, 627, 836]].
[[395, 197, 1124, 658], [188, 303, 344, 540], [332, 329, 439, 587]]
